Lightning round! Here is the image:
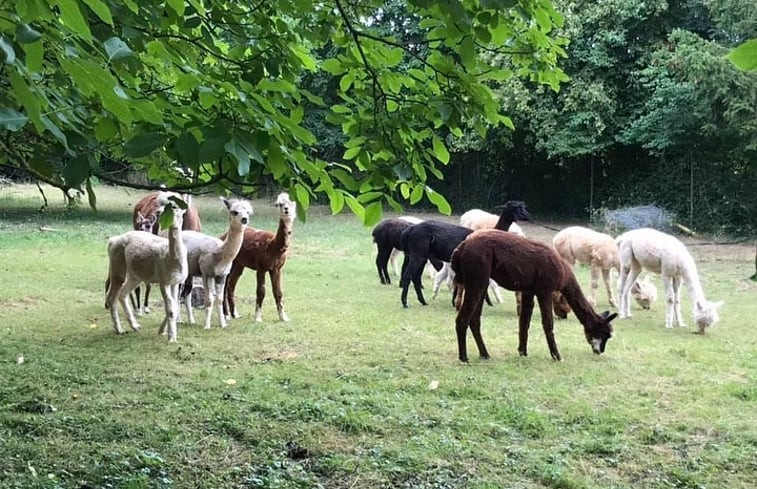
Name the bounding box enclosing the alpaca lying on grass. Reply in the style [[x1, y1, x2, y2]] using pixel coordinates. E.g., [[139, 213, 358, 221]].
[[179, 197, 252, 330], [451, 230, 616, 362], [400, 201, 530, 308], [224, 192, 296, 322], [553, 226, 658, 309], [616, 228, 723, 332], [105, 193, 188, 342], [130, 192, 202, 315]]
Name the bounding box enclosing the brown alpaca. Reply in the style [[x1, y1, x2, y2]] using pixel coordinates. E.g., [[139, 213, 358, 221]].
[[224, 192, 296, 322], [130, 192, 202, 314], [451, 230, 616, 362]]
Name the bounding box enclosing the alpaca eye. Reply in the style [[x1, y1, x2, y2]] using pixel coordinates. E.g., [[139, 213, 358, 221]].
[[231, 211, 238, 216]]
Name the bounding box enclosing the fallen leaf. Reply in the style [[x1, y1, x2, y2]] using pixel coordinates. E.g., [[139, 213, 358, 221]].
[[17, 355, 24, 365], [89, 322, 98, 329], [224, 378, 237, 385], [428, 380, 439, 390]]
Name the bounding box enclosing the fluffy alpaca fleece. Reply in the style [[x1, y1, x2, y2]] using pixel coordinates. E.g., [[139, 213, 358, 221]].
[[224, 192, 296, 322], [130, 192, 202, 315], [552, 226, 655, 310], [451, 229, 616, 362], [400, 201, 530, 308], [372, 217, 441, 285], [179, 197, 252, 329], [616, 228, 723, 332], [105, 193, 188, 342]]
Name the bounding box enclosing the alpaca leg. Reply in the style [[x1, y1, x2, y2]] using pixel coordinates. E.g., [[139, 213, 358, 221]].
[[203, 276, 215, 330], [455, 285, 486, 362], [588, 262, 599, 307], [389, 248, 400, 278], [488, 279, 503, 304], [518, 293, 535, 356], [411, 266, 427, 306], [183, 276, 196, 325], [602, 267, 617, 308], [515, 291, 523, 317], [400, 255, 426, 307], [662, 275, 675, 328], [672, 276, 685, 327], [160, 283, 179, 342], [106, 282, 126, 335], [130, 287, 141, 316], [224, 263, 244, 319], [619, 264, 642, 318], [378, 245, 394, 285], [254, 269, 266, 322], [537, 293, 560, 361], [432, 263, 449, 300], [271, 269, 289, 322], [119, 277, 142, 332], [143, 283, 152, 314], [214, 276, 228, 328], [617, 265, 630, 317], [469, 294, 490, 360]]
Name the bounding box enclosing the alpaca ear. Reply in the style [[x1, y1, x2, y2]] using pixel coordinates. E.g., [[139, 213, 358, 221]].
[[605, 312, 618, 322], [220, 196, 231, 209], [137, 211, 144, 220]]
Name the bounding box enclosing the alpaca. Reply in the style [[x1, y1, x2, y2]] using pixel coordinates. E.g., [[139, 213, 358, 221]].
[[616, 228, 723, 332], [451, 229, 616, 362], [105, 193, 188, 342], [223, 192, 295, 322], [399, 201, 531, 308], [130, 192, 202, 314], [372, 217, 442, 285], [179, 197, 252, 330], [553, 226, 657, 310]]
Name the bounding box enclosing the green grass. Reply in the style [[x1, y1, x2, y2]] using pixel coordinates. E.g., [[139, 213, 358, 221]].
[[1, 184, 755, 489]]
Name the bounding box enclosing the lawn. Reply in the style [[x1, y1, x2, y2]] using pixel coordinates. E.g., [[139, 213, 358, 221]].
[[0, 184, 755, 489]]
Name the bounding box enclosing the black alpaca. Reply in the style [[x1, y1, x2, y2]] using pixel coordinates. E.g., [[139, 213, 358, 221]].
[[399, 201, 530, 307]]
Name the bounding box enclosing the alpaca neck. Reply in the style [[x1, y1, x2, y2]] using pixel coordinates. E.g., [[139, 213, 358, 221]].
[[220, 223, 246, 263], [494, 212, 514, 231], [272, 217, 294, 253], [167, 224, 186, 262], [680, 258, 707, 309], [560, 275, 598, 328]]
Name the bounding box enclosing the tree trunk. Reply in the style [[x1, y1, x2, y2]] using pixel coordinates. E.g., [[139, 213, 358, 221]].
[[752, 245, 757, 281]]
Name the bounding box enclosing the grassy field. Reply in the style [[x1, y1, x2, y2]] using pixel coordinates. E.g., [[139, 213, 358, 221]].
[[0, 184, 755, 489]]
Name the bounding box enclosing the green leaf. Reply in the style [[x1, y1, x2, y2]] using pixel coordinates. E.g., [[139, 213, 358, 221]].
[[431, 136, 450, 164], [41, 115, 69, 149], [23, 40, 43, 72], [343, 194, 364, 220], [363, 201, 383, 226], [53, 0, 92, 40], [82, 0, 113, 26], [728, 39, 757, 72], [267, 143, 287, 179], [1, 36, 15, 64], [104, 37, 134, 61], [159, 205, 174, 230], [166, 0, 185, 16], [426, 187, 451, 215], [329, 189, 344, 214], [85, 177, 97, 211], [124, 132, 167, 158], [94, 117, 117, 142], [0, 108, 28, 131], [175, 132, 199, 167], [15, 24, 42, 44], [409, 184, 423, 204], [294, 183, 310, 209], [225, 140, 250, 176], [343, 146, 361, 160]]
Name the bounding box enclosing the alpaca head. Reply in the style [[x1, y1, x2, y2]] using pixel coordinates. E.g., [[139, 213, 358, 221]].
[[585, 311, 616, 354], [156, 192, 186, 230], [694, 300, 723, 332], [631, 276, 658, 309], [220, 197, 252, 230], [275, 192, 297, 222], [496, 200, 531, 222], [134, 212, 157, 232]]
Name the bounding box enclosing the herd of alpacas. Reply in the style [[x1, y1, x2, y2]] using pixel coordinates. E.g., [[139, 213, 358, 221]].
[[104, 192, 723, 362], [104, 191, 296, 342], [372, 201, 724, 362]]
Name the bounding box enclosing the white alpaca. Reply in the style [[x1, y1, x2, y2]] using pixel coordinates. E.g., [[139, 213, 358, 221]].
[[616, 228, 723, 332], [105, 193, 188, 342], [553, 226, 658, 309], [432, 210, 525, 303], [180, 197, 252, 330]]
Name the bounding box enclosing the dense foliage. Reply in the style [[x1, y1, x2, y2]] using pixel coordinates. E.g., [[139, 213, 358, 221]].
[[0, 0, 567, 223]]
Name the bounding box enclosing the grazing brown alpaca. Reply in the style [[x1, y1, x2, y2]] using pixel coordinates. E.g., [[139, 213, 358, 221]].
[[224, 192, 296, 322], [130, 192, 202, 314], [451, 230, 616, 362]]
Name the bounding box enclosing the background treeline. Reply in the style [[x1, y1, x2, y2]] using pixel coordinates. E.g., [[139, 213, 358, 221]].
[[309, 0, 757, 234]]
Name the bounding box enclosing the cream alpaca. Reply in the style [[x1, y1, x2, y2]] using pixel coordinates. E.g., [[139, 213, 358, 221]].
[[616, 228, 723, 332], [179, 197, 252, 330], [553, 226, 658, 309], [105, 193, 188, 342]]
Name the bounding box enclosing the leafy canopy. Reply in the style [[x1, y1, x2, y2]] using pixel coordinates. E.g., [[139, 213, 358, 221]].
[[0, 0, 567, 223]]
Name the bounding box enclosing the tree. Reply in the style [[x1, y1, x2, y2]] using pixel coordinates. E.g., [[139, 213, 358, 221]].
[[0, 0, 567, 223]]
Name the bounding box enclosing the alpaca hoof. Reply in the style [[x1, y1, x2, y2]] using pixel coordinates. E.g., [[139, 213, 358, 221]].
[[168, 337, 177, 343], [480, 354, 490, 360], [518, 351, 528, 357], [203, 325, 211, 330], [280, 314, 290, 322]]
